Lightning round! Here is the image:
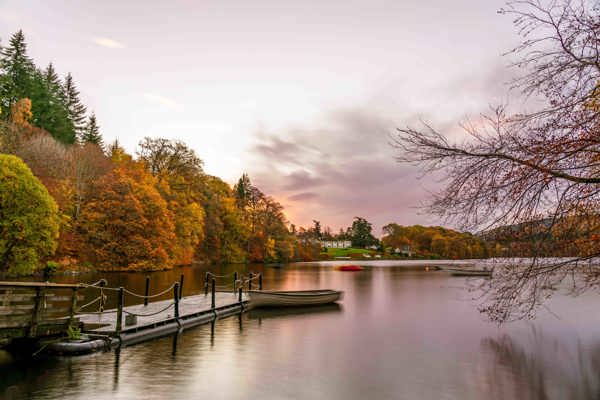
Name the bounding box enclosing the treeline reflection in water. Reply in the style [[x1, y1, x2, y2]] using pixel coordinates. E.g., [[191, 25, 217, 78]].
[[3, 264, 600, 400]]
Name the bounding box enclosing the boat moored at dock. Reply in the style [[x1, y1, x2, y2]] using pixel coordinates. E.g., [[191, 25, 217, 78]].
[[249, 290, 343, 308]]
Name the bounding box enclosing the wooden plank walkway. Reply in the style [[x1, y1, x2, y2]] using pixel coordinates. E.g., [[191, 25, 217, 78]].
[[78, 291, 249, 335]]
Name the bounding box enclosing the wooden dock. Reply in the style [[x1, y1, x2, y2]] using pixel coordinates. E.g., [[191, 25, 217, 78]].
[[79, 292, 249, 346], [1, 272, 261, 351]]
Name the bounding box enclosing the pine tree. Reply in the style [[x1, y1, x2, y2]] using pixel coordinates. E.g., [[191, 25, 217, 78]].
[[29, 65, 74, 143], [234, 173, 252, 208], [0, 30, 35, 115], [62, 73, 87, 139], [43, 63, 62, 96], [0, 31, 76, 143], [81, 113, 103, 147]]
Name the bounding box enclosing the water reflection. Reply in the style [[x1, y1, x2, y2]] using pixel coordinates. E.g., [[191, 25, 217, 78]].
[[247, 303, 342, 320], [4, 265, 600, 400], [481, 330, 600, 400]]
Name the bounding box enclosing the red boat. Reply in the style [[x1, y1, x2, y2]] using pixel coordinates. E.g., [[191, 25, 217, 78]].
[[337, 265, 363, 271]]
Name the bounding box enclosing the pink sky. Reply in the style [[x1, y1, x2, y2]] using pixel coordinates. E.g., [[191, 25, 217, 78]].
[[0, 0, 521, 233]]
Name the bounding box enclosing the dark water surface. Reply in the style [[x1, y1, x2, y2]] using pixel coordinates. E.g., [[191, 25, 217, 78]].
[[3, 262, 600, 400]]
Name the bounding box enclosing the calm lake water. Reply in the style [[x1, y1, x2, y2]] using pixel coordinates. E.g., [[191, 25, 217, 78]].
[[3, 261, 600, 400]]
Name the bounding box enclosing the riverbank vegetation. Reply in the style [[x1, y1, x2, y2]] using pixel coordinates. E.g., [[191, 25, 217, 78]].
[[0, 30, 310, 275], [381, 224, 491, 259]]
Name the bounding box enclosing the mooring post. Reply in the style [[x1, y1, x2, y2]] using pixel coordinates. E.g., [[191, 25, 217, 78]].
[[173, 282, 180, 320], [179, 274, 184, 300], [144, 275, 150, 306], [69, 287, 78, 327], [29, 287, 45, 338], [116, 287, 124, 336], [233, 271, 238, 293], [258, 273, 263, 290], [99, 279, 107, 312], [211, 278, 216, 309], [248, 272, 253, 291], [238, 287, 243, 303], [204, 272, 209, 296]]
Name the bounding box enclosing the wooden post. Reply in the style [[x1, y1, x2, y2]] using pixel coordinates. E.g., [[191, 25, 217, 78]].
[[204, 272, 209, 296], [179, 274, 184, 300], [259, 273, 263, 290], [99, 279, 106, 312], [144, 275, 150, 306], [29, 287, 45, 338], [238, 287, 243, 303], [211, 278, 216, 309], [173, 282, 180, 320], [248, 272, 253, 291], [233, 271, 238, 293], [69, 288, 78, 327], [115, 287, 124, 336]]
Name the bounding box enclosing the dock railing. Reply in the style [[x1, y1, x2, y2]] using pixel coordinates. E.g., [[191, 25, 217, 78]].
[[1, 272, 263, 343], [0, 281, 85, 340]]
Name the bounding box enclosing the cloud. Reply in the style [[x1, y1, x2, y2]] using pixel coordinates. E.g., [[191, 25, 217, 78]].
[[283, 171, 327, 191], [288, 192, 319, 201], [143, 93, 180, 110], [93, 37, 125, 49], [244, 60, 525, 233], [246, 108, 441, 233]]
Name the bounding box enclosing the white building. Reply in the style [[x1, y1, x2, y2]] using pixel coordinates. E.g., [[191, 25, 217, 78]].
[[321, 240, 352, 249], [394, 245, 412, 257]]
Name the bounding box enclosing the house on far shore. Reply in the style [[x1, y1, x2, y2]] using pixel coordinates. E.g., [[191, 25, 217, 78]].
[[394, 245, 412, 257], [321, 240, 352, 249]]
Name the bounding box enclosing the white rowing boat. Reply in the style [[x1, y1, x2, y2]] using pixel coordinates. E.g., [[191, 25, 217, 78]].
[[249, 290, 343, 308]]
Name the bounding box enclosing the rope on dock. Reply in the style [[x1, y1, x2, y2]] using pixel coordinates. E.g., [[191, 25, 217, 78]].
[[123, 283, 177, 299], [206, 271, 237, 278], [214, 283, 234, 289], [76, 295, 103, 313], [81, 279, 107, 288], [123, 302, 175, 317], [81, 281, 176, 300]]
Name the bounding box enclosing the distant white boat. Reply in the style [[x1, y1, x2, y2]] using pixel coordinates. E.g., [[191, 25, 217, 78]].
[[440, 267, 492, 277], [249, 290, 343, 308]]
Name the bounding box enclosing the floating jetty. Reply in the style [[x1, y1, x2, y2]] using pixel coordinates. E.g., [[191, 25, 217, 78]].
[[78, 291, 249, 348], [1, 272, 260, 355]]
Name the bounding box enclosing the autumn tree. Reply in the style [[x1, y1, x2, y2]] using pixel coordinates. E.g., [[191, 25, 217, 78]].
[[233, 173, 293, 262], [79, 160, 177, 271], [0, 154, 60, 275], [137, 137, 206, 264], [393, 0, 600, 322], [137, 137, 204, 179], [10, 97, 32, 127], [199, 175, 247, 263]]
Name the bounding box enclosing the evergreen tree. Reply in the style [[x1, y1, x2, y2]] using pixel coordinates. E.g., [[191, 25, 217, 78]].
[[234, 173, 252, 208], [29, 66, 74, 143], [0, 30, 35, 116], [0, 31, 75, 143], [43, 63, 62, 96], [62, 73, 87, 139], [81, 113, 103, 147]]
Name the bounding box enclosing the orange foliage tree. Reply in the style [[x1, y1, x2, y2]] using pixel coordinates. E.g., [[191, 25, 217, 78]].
[[78, 160, 176, 271]]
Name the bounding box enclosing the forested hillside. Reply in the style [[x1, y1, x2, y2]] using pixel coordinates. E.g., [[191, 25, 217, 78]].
[[0, 30, 309, 275]]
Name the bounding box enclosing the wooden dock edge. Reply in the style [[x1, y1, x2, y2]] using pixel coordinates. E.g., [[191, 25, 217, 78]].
[[98, 300, 249, 349]]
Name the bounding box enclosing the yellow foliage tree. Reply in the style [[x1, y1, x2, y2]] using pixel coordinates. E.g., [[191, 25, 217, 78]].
[[10, 98, 32, 128]]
